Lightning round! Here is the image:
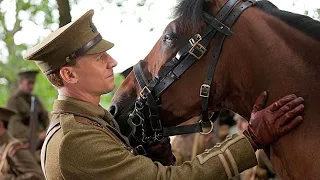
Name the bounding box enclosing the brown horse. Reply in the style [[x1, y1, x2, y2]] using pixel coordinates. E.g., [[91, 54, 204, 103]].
[[111, 0, 320, 179]]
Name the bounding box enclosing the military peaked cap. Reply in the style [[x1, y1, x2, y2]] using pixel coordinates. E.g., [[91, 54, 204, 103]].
[[23, 9, 114, 75], [18, 70, 39, 81]]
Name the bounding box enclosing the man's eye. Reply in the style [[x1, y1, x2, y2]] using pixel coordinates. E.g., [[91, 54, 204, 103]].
[[96, 54, 104, 61]]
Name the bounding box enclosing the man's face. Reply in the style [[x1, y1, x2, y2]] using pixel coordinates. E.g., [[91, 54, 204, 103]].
[[18, 79, 35, 94], [71, 52, 118, 96]]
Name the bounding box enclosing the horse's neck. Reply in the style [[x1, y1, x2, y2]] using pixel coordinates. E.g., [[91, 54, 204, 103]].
[[221, 7, 320, 119]]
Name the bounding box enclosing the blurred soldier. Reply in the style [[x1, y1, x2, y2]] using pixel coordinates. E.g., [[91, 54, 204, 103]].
[[6, 70, 49, 146], [0, 107, 44, 180]]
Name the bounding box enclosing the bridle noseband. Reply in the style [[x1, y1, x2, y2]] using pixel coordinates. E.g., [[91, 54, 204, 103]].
[[128, 0, 256, 155]]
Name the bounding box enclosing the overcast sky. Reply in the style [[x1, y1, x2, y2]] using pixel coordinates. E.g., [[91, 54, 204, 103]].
[[1, 0, 319, 73]]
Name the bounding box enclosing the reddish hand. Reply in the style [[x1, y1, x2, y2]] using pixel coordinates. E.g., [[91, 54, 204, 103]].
[[244, 92, 304, 150]]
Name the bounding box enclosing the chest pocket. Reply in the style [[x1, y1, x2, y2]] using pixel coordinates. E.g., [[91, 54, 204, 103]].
[[74, 116, 132, 150], [41, 113, 133, 178]]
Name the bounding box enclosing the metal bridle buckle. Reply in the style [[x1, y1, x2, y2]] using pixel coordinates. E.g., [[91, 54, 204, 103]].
[[200, 84, 211, 98], [189, 34, 207, 59], [199, 120, 214, 135], [140, 86, 151, 100], [135, 145, 147, 156]]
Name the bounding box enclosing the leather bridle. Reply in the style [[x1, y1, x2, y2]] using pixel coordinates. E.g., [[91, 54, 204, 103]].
[[127, 0, 256, 155]]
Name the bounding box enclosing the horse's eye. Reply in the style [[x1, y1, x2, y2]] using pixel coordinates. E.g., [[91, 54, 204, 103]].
[[162, 34, 177, 44]]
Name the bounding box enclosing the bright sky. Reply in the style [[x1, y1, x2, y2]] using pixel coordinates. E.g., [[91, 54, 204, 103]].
[[1, 0, 319, 73]]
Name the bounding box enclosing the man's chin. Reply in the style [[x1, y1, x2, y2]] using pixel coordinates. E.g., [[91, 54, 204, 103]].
[[103, 84, 115, 94]]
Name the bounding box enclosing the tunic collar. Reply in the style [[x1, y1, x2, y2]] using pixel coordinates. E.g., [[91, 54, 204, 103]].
[[53, 95, 120, 130]]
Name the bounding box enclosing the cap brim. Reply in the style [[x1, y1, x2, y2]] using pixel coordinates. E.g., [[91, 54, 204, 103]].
[[85, 39, 114, 55]]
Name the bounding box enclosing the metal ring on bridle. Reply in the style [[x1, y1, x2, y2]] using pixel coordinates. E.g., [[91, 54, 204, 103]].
[[199, 120, 214, 135], [132, 116, 143, 127], [128, 111, 143, 127]]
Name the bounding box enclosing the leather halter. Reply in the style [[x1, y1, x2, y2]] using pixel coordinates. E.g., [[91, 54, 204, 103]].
[[129, 0, 256, 153]]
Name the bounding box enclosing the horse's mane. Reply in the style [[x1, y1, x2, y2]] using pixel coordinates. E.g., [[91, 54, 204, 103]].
[[173, 0, 320, 41]]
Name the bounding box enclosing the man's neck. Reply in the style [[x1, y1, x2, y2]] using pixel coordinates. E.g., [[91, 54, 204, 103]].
[[58, 88, 100, 105]]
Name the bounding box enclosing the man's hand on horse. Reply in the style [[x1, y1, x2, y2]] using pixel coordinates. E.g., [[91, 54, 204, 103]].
[[244, 91, 304, 151], [146, 137, 176, 165]]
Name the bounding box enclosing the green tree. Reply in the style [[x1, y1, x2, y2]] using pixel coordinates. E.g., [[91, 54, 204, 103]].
[[57, 0, 72, 27], [0, 0, 57, 108]]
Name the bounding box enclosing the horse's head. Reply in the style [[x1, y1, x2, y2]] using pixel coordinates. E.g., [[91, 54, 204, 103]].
[[111, 0, 320, 179], [111, 0, 247, 135]]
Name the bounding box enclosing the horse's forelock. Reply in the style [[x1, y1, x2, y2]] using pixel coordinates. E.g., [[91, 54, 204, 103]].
[[173, 0, 209, 34]]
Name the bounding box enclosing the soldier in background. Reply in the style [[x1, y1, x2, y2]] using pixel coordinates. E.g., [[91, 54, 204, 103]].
[[0, 107, 44, 180], [6, 70, 49, 145]]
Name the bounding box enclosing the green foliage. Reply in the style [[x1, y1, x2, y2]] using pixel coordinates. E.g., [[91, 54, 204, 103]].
[[33, 73, 58, 111], [0, 0, 57, 110]]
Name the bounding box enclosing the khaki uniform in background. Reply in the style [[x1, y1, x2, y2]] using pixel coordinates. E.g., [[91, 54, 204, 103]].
[[43, 96, 257, 180], [171, 117, 219, 165], [6, 90, 49, 141], [0, 107, 44, 180], [0, 132, 44, 180], [241, 150, 281, 180]]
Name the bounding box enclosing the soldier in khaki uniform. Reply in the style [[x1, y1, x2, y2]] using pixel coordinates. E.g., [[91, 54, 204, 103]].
[[6, 70, 49, 143], [23, 10, 305, 180], [0, 107, 44, 180]]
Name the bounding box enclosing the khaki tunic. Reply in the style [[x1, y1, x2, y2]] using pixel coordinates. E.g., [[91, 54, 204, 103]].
[[6, 90, 49, 140], [43, 96, 257, 180], [0, 132, 44, 180]]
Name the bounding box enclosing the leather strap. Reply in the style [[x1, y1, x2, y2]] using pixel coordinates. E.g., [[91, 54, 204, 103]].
[[152, 0, 242, 97], [0, 139, 21, 172], [163, 123, 202, 136], [133, 62, 149, 88], [41, 117, 60, 179], [201, 0, 256, 123], [67, 34, 102, 60]]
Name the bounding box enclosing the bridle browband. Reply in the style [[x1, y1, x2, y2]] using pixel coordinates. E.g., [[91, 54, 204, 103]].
[[128, 0, 256, 155]]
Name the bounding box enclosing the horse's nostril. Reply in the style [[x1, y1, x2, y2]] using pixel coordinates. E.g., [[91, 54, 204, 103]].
[[109, 104, 118, 116]]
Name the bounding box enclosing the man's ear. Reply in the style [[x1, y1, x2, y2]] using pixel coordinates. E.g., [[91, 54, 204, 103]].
[[60, 67, 78, 84]]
